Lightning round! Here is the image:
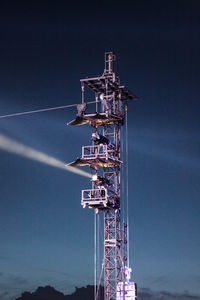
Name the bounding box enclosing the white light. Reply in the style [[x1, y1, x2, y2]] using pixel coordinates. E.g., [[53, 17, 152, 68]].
[[92, 174, 98, 181], [100, 93, 104, 100], [0, 134, 91, 178], [125, 266, 132, 281]]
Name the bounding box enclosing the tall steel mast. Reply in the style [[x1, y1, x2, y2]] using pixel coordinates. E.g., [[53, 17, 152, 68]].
[[67, 52, 137, 300]]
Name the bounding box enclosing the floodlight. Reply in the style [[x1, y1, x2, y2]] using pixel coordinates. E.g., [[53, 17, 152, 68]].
[[76, 102, 88, 117], [100, 93, 104, 100], [92, 174, 98, 181]]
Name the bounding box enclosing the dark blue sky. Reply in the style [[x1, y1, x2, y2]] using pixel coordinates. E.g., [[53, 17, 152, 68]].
[[0, 1, 199, 299]]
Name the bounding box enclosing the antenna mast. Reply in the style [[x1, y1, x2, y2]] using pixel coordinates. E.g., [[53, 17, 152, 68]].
[[67, 52, 137, 300]]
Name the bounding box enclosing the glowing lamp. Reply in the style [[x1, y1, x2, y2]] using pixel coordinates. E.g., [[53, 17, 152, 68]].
[[100, 93, 104, 100], [92, 174, 98, 181]]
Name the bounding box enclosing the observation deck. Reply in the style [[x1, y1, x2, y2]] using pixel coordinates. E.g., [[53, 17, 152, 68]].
[[67, 111, 124, 127], [82, 187, 108, 209], [81, 187, 119, 210], [67, 144, 121, 168]]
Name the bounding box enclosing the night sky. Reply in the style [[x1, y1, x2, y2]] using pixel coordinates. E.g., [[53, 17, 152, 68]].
[[0, 1, 200, 299]]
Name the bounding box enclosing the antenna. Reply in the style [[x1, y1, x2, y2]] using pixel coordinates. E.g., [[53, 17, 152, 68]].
[[104, 52, 116, 74], [67, 52, 137, 300]]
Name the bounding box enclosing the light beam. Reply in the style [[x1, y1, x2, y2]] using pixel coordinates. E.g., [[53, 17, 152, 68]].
[[0, 134, 91, 178]]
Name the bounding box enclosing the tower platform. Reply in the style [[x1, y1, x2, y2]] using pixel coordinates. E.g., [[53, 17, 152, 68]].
[[67, 144, 121, 168], [82, 187, 119, 210], [67, 111, 124, 127]]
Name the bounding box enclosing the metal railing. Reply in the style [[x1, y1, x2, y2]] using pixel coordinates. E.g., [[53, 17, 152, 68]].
[[82, 144, 117, 160], [81, 187, 108, 208]]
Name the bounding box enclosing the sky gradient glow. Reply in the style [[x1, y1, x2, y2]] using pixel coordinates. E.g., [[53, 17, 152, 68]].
[[0, 1, 199, 299]]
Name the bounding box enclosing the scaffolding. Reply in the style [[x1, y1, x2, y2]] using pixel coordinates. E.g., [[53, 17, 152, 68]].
[[67, 52, 137, 300]]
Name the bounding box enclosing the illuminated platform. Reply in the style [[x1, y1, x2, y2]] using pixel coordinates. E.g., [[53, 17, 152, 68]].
[[67, 144, 121, 168], [82, 188, 119, 210], [67, 112, 124, 127], [82, 187, 108, 209], [67, 157, 120, 168]]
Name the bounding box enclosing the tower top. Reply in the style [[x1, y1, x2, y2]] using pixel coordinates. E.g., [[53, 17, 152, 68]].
[[104, 52, 116, 74]]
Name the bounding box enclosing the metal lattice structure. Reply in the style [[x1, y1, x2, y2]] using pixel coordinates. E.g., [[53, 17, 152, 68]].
[[67, 52, 137, 300]]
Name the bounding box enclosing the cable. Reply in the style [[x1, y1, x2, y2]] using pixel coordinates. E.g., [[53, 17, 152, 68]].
[[94, 211, 97, 300], [0, 100, 100, 119], [125, 103, 130, 268], [121, 122, 125, 225], [95, 257, 104, 300], [95, 212, 102, 300], [121, 119, 126, 299], [97, 213, 100, 300]]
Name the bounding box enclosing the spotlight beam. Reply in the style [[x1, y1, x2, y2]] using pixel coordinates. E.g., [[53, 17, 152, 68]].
[[0, 134, 91, 178]]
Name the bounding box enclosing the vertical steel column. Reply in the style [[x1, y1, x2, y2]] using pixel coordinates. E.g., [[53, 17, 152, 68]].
[[103, 91, 122, 299], [104, 209, 122, 300]]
